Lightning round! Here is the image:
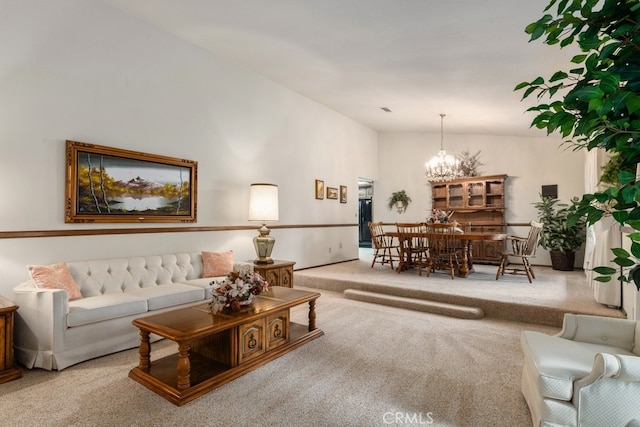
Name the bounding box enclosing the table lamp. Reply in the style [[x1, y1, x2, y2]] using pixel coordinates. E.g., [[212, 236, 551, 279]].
[[248, 183, 279, 264]]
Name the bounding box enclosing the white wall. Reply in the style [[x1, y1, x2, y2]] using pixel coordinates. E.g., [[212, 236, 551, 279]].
[[0, 0, 377, 296], [375, 132, 586, 266]]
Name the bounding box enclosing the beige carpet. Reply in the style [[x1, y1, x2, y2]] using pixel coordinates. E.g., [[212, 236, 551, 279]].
[[1, 289, 559, 427], [295, 251, 624, 327]]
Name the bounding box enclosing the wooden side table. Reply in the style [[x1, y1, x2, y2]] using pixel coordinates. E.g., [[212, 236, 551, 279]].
[[252, 260, 295, 288], [0, 295, 21, 383]]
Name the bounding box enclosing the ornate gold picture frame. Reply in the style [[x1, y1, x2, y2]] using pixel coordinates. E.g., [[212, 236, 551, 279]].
[[65, 140, 197, 223]]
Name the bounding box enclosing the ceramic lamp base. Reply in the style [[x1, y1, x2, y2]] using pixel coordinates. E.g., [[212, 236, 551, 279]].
[[253, 224, 275, 264]]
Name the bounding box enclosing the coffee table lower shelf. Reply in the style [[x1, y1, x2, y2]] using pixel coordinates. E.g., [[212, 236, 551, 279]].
[[129, 322, 323, 406]]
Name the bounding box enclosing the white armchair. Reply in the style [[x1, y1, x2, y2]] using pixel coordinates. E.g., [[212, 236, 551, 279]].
[[521, 313, 640, 427]]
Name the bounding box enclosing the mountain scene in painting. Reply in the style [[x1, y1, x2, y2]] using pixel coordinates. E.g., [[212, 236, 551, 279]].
[[76, 152, 191, 215]]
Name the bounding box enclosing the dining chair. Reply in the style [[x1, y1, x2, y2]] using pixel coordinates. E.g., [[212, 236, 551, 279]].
[[495, 221, 543, 283], [368, 222, 399, 269], [424, 223, 461, 279], [395, 223, 429, 274]]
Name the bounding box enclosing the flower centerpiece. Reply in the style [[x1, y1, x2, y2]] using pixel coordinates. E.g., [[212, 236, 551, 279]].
[[209, 271, 269, 313], [427, 208, 454, 224]]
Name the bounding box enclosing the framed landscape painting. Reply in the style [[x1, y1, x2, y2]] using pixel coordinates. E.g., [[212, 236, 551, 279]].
[[65, 140, 197, 223]]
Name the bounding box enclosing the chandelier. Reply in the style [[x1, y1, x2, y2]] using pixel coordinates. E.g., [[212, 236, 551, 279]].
[[425, 113, 460, 181]]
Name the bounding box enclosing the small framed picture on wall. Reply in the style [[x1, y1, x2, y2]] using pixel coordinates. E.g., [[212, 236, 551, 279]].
[[327, 187, 338, 200], [340, 185, 347, 203], [315, 179, 324, 199]]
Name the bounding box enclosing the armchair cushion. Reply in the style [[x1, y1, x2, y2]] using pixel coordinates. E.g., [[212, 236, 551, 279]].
[[521, 330, 635, 401], [573, 353, 640, 426], [521, 314, 640, 427]]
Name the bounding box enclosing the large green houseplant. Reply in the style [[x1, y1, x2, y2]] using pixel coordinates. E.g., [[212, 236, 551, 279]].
[[534, 195, 587, 270], [516, 0, 640, 288]]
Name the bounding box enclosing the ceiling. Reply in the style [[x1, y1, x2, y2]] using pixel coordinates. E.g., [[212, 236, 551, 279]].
[[105, 0, 574, 137]]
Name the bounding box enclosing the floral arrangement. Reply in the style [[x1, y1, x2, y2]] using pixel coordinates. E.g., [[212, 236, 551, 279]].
[[427, 208, 454, 224], [456, 149, 484, 177], [209, 271, 269, 313]]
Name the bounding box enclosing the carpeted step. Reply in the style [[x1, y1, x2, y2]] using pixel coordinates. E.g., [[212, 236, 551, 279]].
[[343, 289, 485, 319]]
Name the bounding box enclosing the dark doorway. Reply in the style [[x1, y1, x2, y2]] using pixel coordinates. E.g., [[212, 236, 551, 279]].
[[359, 198, 372, 247]]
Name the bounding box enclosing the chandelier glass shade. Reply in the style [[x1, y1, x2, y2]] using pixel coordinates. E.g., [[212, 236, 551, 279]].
[[425, 114, 460, 181]]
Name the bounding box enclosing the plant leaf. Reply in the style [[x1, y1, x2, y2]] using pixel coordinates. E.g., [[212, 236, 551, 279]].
[[571, 54, 587, 64], [611, 247, 630, 258], [614, 257, 636, 268], [593, 266, 617, 275], [550, 71, 569, 82]]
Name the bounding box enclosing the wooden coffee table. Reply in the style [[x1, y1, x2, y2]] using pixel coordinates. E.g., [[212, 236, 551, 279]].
[[129, 287, 323, 406]]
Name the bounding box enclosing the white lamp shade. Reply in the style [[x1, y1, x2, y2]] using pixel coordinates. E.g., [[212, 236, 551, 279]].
[[249, 183, 279, 222]]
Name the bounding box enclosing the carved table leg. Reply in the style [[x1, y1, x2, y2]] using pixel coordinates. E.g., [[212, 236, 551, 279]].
[[467, 240, 475, 271], [138, 330, 150, 372], [396, 236, 407, 273], [176, 341, 191, 391], [459, 239, 470, 278], [308, 299, 317, 331]]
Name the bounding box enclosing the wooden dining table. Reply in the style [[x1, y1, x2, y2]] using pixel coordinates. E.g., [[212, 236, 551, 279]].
[[385, 231, 507, 278]]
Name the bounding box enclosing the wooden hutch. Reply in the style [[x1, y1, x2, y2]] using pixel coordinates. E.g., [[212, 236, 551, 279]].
[[430, 174, 507, 264]]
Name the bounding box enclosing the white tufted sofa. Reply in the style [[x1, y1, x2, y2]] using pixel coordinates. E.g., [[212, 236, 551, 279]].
[[521, 313, 640, 426], [13, 252, 252, 371]]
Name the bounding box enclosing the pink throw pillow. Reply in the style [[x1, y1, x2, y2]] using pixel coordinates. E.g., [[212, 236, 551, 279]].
[[202, 251, 234, 277], [28, 262, 83, 300]]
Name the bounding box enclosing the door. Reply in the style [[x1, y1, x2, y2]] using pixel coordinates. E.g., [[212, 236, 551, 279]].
[[359, 198, 372, 247]]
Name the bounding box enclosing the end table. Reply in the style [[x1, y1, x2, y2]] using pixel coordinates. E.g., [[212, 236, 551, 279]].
[[0, 295, 21, 383], [252, 260, 295, 288]]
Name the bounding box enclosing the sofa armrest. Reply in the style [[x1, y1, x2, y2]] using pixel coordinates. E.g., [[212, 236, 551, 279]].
[[12, 281, 69, 354], [556, 314, 637, 352], [573, 353, 640, 425]]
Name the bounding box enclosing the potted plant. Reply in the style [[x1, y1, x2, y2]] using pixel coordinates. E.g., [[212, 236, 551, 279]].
[[516, 0, 640, 287], [387, 190, 412, 214], [534, 195, 587, 271]]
